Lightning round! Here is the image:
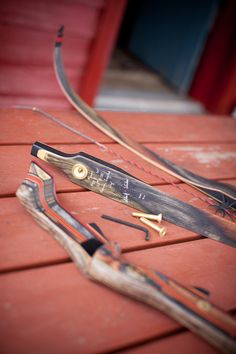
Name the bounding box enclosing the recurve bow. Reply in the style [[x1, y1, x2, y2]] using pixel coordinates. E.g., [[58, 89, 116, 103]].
[[31, 141, 236, 248], [54, 25, 236, 210], [16, 162, 236, 353]]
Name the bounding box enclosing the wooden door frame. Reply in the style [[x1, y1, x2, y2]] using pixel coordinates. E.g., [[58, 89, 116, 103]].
[[79, 0, 127, 106], [189, 0, 236, 115]]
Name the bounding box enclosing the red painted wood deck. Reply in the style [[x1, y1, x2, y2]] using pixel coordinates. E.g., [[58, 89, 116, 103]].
[[0, 108, 236, 353]]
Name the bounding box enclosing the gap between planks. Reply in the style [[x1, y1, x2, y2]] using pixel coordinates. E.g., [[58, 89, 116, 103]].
[[0, 236, 203, 275], [0, 180, 184, 199], [1, 140, 236, 146], [104, 309, 236, 354], [99, 328, 187, 354], [0, 177, 235, 199]]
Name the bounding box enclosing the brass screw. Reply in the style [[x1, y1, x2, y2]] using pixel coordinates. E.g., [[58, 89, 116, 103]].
[[139, 217, 167, 237], [197, 300, 211, 312], [132, 212, 162, 223], [72, 163, 88, 180]]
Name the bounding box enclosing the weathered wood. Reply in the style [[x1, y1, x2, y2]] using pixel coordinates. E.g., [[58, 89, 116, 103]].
[[15, 164, 236, 352], [31, 142, 236, 247], [1, 238, 236, 354], [2, 177, 236, 272], [0, 65, 81, 97], [118, 331, 221, 354], [1, 108, 236, 353], [0, 0, 124, 106], [0, 95, 72, 109], [1, 143, 236, 196], [0, 25, 89, 67], [1, 108, 236, 145], [0, 184, 206, 273], [0, 144, 172, 196], [0, 0, 103, 38]]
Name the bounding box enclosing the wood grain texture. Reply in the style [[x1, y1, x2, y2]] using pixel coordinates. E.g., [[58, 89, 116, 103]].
[[0, 65, 81, 97], [1, 108, 236, 145], [0, 95, 74, 109], [0, 185, 207, 273], [118, 331, 222, 354], [1, 108, 236, 353], [15, 166, 236, 352], [0, 0, 96, 104], [16, 174, 95, 274], [0, 25, 89, 67], [31, 142, 236, 247], [3, 173, 224, 273], [1, 143, 236, 197], [0, 0, 103, 38], [1, 240, 236, 354], [0, 0, 123, 106]]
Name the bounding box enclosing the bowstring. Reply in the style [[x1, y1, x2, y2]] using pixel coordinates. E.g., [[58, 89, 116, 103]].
[[14, 105, 227, 210]]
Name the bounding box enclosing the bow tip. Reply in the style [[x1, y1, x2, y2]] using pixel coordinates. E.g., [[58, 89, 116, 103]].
[[55, 25, 64, 46]]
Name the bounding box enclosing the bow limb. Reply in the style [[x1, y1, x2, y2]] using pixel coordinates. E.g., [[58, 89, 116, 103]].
[[31, 141, 236, 247], [53, 26, 236, 208], [16, 162, 236, 353]]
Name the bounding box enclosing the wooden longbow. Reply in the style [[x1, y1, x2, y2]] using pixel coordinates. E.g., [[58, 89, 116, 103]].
[[54, 26, 236, 211], [16, 162, 236, 353]]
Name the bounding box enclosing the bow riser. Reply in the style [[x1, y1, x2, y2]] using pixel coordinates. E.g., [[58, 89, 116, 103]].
[[16, 162, 236, 352]]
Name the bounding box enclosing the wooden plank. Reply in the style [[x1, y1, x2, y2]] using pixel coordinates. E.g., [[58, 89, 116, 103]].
[[2, 176, 236, 272], [101, 111, 236, 143], [0, 0, 103, 38], [0, 25, 89, 67], [0, 1, 124, 106], [1, 143, 236, 196], [0, 109, 235, 353], [0, 0, 122, 107], [0, 65, 82, 97], [0, 95, 72, 109], [1, 109, 236, 144], [147, 142, 236, 181], [0, 109, 110, 144], [0, 185, 200, 272], [0, 144, 170, 196], [118, 331, 220, 354], [0, 239, 235, 354]]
